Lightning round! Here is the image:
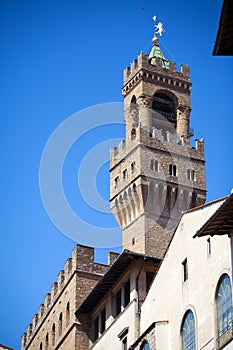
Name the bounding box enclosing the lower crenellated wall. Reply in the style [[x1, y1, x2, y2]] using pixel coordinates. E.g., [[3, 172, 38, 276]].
[[21, 244, 110, 350]]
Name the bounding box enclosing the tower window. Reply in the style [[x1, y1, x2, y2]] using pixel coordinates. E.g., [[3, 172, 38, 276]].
[[131, 161, 136, 174], [131, 128, 136, 139], [45, 333, 48, 350], [122, 169, 128, 180], [59, 312, 62, 336], [52, 323, 55, 346], [187, 169, 195, 181], [114, 176, 119, 188], [152, 92, 177, 124], [66, 301, 70, 326], [182, 258, 188, 282], [150, 159, 159, 172], [169, 164, 177, 176]]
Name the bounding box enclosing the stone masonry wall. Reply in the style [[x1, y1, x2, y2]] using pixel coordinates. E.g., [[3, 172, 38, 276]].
[[21, 244, 109, 350]]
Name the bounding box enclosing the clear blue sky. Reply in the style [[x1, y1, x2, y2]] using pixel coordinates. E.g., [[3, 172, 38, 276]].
[[1, 0, 232, 349]]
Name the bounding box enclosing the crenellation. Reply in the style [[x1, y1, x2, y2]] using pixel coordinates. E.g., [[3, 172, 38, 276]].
[[58, 270, 65, 289], [38, 304, 44, 319], [51, 281, 58, 300], [72, 244, 94, 272], [44, 293, 51, 309], [167, 61, 176, 72], [180, 63, 190, 77], [26, 324, 32, 342], [110, 126, 204, 167], [119, 139, 126, 153], [65, 257, 72, 280], [123, 51, 190, 89], [195, 138, 204, 154], [108, 251, 120, 265], [21, 333, 27, 349], [93, 262, 109, 275], [32, 314, 38, 330], [22, 244, 110, 349]]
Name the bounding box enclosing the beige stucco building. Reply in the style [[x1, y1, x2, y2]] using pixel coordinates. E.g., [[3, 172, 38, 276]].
[[22, 15, 233, 350]]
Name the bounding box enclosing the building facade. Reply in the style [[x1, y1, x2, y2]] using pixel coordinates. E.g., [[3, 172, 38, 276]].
[[22, 18, 233, 350]]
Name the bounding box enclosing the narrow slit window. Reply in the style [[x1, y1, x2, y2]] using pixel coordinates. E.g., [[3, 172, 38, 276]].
[[207, 238, 211, 256], [182, 258, 188, 282]]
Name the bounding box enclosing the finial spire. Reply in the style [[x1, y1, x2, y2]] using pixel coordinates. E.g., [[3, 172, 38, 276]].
[[152, 15, 165, 43]]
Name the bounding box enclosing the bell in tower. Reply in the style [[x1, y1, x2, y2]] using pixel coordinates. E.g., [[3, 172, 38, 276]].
[[110, 17, 206, 258]]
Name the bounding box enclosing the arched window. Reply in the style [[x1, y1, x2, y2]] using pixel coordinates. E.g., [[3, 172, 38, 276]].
[[131, 128, 136, 140], [152, 92, 176, 124], [45, 333, 48, 350], [216, 274, 233, 344], [66, 301, 70, 325], [52, 323, 55, 346], [40, 342, 43, 350], [131, 95, 136, 105], [181, 310, 196, 350], [140, 340, 150, 350], [59, 312, 63, 336]]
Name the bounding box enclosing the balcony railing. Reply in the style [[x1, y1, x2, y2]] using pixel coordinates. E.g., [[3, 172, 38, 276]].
[[154, 110, 176, 122]]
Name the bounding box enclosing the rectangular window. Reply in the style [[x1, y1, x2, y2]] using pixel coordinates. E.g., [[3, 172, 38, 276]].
[[151, 159, 159, 172], [187, 169, 195, 181], [116, 289, 121, 316], [94, 316, 99, 342], [124, 279, 130, 307], [169, 164, 177, 176], [146, 271, 155, 292], [182, 258, 188, 282], [100, 308, 106, 334]]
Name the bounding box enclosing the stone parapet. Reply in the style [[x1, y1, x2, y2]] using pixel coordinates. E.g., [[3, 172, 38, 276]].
[[122, 52, 191, 97], [110, 125, 204, 169]]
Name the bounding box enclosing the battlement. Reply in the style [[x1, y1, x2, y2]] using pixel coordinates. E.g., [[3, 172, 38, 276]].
[[123, 52, 190, 93], [110, 125, 204, 168], [124, 52, 190, 84], [21, 244, 110, 349]]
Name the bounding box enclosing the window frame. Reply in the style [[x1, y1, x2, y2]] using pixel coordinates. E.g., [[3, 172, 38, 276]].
[[181, 310, 196, 350], [215, 274, 233, 348]]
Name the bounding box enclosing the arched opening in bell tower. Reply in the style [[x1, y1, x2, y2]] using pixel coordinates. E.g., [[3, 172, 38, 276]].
[[152, 91, 177, 127]]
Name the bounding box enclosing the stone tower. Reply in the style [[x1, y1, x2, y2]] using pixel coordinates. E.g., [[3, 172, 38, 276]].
[[110, 21, 206, 258]]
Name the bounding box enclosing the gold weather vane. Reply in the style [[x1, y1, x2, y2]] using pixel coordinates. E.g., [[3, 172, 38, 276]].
[[152, 15, 165, 43]]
